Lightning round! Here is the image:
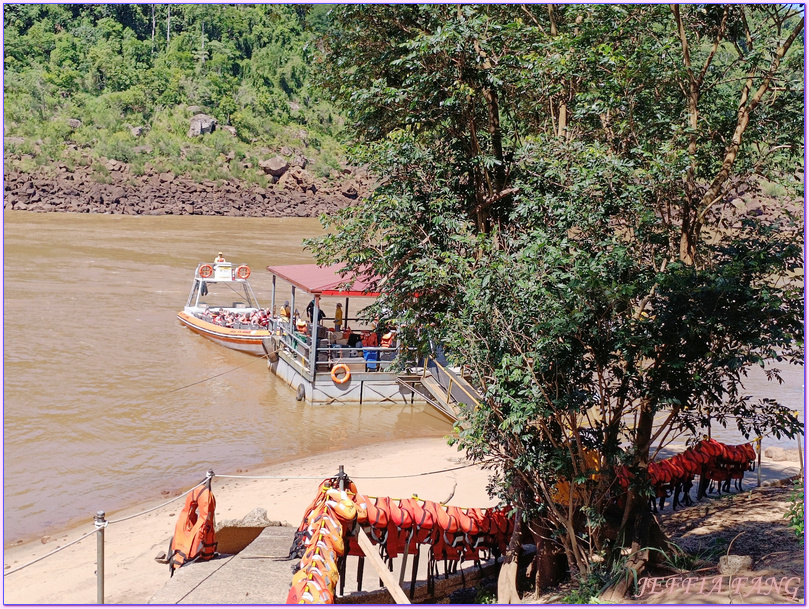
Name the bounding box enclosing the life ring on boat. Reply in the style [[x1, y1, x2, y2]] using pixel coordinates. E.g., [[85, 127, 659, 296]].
[[235, 265, 251, 279], [198, 264, 214, 278], [331, 363, 351, 385]]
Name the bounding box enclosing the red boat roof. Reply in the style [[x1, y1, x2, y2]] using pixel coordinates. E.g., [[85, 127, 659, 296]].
[[266, 263, 380, 297]]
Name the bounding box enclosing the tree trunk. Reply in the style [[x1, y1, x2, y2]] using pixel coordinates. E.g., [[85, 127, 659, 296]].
[[599, 399, 669, 601], [530, 518, 567, 591], [497, 509, 523, 603], [599, 507, 668, 602]]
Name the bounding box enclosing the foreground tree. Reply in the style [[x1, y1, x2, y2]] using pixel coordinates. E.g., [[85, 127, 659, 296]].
[[310, 4, 804, 598]]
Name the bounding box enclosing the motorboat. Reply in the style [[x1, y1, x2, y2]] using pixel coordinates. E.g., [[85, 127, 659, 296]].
[[177, 256, 274, 356]]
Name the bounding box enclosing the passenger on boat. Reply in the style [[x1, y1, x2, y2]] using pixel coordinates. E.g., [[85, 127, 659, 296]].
[[380, 328, 397, 361], [334, 303, 343, 331], [280, 300, 291, 321], [215, 252, 226, 263], [361, 330, 379, 371], [296, 318, 308, 333], [306, 299, 326, 323]]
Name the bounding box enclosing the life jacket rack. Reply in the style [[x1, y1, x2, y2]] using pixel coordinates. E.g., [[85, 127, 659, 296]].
[[287, 473, 514, 604]]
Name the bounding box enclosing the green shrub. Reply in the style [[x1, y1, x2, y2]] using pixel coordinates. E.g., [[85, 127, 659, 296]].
[[785, 478, 804, 540], [129, 159, 146, 176], [760, 178, 788, 198], [310, 147, 342, 178], [97, 131, 136, 163], [561, 564, 610, 604], [184, 145, 213, 165], [91, 161, 109, 176], [4, 138, 35, 156], [474, 589, 497, 604]]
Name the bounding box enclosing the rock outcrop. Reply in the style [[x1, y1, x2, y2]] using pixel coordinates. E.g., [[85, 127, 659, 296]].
[[187, 114, 218, 137], [3, 155, 375, 218]]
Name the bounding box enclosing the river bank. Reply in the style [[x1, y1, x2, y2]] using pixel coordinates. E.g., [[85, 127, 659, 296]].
[[2, 154, 369, 217], [3, 436, 494, 604]]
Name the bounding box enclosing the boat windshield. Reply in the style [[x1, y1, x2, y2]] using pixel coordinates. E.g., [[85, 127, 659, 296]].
[[186, 279, 259, 310]]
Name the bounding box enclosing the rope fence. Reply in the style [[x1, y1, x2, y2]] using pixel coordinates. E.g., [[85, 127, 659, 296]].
[[2, 460, 483, 597]]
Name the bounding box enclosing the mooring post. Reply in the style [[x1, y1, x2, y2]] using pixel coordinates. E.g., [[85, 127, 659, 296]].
[[94, 510, 106, 604]]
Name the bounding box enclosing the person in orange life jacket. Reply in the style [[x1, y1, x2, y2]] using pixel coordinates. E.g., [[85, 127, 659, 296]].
[[334, 303, 343, 331], [215, 252, 226, 263], [380, 328, 396, 348], [361, 330, 378, 370], [379, 326, 397, 361], [279, 300, 291, 322]]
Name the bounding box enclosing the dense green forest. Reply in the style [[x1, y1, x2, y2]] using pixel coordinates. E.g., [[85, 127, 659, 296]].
[[3, 4, 345, 183]]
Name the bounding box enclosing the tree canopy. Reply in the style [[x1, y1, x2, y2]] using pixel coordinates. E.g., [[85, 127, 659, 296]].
[[4, 4, 346, 180], [309, 3, 804, 593]]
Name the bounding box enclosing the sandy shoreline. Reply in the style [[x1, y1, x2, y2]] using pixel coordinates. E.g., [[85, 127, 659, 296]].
[[3, 436, 494, 605], [4, 435, 801, 605]]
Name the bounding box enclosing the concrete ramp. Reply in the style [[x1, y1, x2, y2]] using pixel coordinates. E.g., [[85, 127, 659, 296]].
[[150, 525, 297, 604], [150, 522, 516, 604]]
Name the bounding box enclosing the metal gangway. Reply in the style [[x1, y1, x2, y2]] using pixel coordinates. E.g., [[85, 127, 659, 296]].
[[398, 356, 483, 422]]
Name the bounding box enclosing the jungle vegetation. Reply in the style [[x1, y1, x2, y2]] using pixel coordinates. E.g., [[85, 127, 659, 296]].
[[3, 4, 345, 183]]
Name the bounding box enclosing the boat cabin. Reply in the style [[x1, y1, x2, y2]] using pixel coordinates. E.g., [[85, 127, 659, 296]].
[[264, 263, 412, 405], [185, 261, 260, 313]]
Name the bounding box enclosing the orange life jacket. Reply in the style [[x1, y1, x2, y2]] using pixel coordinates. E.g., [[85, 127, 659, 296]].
[[380, 331, 396, 348], [167, 481, 217, 576]]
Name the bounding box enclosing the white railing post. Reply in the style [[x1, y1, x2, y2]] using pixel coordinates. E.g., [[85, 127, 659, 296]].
[[94, 511, 106, 604]]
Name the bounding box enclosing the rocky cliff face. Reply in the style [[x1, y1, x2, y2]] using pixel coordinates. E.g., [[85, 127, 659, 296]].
[[3, 156, 372, 218]]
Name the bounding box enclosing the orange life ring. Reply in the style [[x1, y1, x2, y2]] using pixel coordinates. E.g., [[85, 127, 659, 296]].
[[199, 264, 214, 278], [236, 265, 251, 279], [331, 363, 351, 384]]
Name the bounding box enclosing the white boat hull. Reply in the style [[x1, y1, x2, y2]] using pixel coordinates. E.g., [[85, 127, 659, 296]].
[[177, 311, 272, 356]]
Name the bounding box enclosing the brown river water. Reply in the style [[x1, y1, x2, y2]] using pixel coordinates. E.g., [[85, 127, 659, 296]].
[[3, 211, 804, 545], [3, 211, 453, 545]]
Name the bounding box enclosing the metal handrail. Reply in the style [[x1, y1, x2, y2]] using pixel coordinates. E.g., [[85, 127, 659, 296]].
[[271, 318, 403, 373], [425, 357, 482, 407]]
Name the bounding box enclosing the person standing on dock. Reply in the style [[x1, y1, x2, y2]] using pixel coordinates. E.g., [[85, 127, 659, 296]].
[[334, 303, 343, 331]]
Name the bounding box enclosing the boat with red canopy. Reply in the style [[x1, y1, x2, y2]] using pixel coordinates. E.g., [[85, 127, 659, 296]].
[[263, 263, 420, 405], [178, 259, 466, 415]]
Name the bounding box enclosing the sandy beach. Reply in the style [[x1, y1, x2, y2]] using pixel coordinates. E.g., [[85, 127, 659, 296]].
[[3, 436, 494, 605], [4, 435, 802, 605]]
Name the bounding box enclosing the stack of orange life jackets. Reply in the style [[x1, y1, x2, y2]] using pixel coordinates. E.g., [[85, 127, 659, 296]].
[[287, 477, 514, 604], [614, 439, 757, 510]]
